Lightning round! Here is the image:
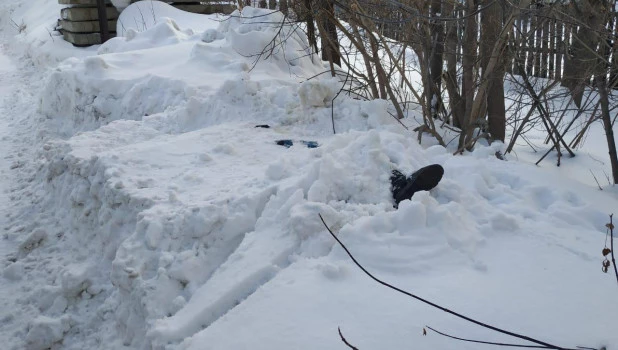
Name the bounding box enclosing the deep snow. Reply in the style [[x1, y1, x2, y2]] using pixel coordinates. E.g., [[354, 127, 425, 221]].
[[1, 1, 618, 350]]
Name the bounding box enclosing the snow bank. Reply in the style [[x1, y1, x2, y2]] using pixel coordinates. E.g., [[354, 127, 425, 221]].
[[25, 112, 618, 349], [3, 3, 618, 350], [110, 0, 131, 12], [101, 18, 196, 54], [219, 7, 315, 74], [36, 120, 433, 347], [0, 0, 97, 66], [115, 0, 222, 36], [40, 6, 326, 136]]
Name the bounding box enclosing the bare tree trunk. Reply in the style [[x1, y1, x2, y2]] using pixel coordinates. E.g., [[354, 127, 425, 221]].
[[611, 7, 618, 88], [460, 0, 531, 151], [593, 1, 618, 183], [279, 0, 288, 15], [562, 0, 605, 108], [481, 0, 506, 141], [597, 77, 618, 183], [303, 0, 319, 54], [371, 35, 388, 99], [350, 23, 379, 98], [459, 0, 477, 149], [259, 0, 266, 8], [317, 0, 341, 66], [443, 0, 465, 127], [429, 0, 444, 119]]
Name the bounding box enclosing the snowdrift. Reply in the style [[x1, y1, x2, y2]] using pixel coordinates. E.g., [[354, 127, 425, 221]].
[[40, 4, 327, 136], [1, 4, 618, 350], [115, 0, 221, 36]]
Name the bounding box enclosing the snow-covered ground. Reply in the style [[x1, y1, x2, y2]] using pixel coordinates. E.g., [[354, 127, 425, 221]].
[[1, 1, 618, 350]]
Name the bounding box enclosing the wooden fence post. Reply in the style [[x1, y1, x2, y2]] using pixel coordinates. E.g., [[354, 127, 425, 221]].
[[555, 19, 563, 80], [548, 18, 555, 80], [526, 16, 534, 75], [541, 15, 549, 78]]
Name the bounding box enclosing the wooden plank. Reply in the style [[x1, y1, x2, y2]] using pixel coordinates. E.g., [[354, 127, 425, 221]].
[[59, 19, 117, 32], [548, 18, 555, 80], [172, 3, 236, 14], [61, 6, 120, 21], [521, 15, 530, 76], [561, 23, 572, 81], [534, 16, 542, 77], [456, 8, 463, 64], [61, 30, 116, 46], [555, 20, 563, 80], [610, 14, 618, 86], [511, 17, 523, 75], [526, 15, 535, 76], [541, 16, 549, 78]]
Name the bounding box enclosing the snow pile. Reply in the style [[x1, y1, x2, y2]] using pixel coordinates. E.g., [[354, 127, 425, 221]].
[[100, 18, 196, 54], [1, 3, 618, 350], [20, 100, 618, 350], [36, 121, 418, 347], [39, 3, 326, 136], [219, 7, 314, 73], [110, 0, 131, 12], [115, 0, 221, 36], [0, 0, 97, 66]]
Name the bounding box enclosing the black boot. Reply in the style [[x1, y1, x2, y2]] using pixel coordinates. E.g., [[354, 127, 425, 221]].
[[391, 164, 444, 208]]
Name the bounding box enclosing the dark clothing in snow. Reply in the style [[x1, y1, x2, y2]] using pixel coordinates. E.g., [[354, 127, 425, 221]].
[[390, 164, 444, 208], [275, 139, 319, 148]]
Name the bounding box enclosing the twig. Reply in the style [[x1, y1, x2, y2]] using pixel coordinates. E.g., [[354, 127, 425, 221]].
[[453, 132, 489, 155], [535, 145, 556, 166], [603, 170, 611, 186], [589, 170, 603, 191], [338, 327, 359, 350], [319, 214, 588, 350], [46, 27, 55, 42], [521, 135, 538, 153], [331, 67, 352, 134], [10, 18, 26, 34]]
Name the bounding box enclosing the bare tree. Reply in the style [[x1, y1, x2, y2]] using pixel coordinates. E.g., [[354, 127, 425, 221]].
[[429, 0, 445, 120], [480, 0, 506, 142]]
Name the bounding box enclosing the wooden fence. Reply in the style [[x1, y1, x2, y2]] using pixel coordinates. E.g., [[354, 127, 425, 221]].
[[509, 13, 570, 80], [364, 2, 618, 83]]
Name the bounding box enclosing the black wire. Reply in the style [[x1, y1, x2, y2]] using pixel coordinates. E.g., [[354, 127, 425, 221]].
[[425, 326, 579, 349], [319, 214, 586, 350]]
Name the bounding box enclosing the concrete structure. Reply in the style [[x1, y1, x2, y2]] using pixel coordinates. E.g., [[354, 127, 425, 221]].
[[58, 0, 236, 46]]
